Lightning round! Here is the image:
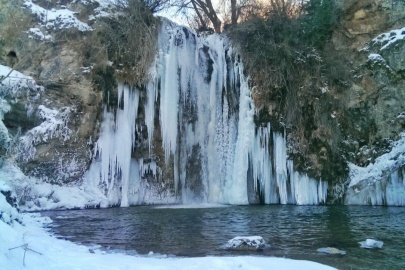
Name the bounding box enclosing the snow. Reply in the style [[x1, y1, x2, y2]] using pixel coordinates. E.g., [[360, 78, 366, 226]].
[[372, 26, 405, 50], [346, 132, 405, 206], [23, 0, 92, 32], [84, 0, 117, 20], [0, 161, 107, 211], [28, 28, 53, 41], [17, 105, 73, 162], [224, 236, 266, 251], [359, 239, 384, 249], [0, 64, 40, 93], [367, 53, 384, 62], [0, 64, 43, 156], [0, 191, 336, 270]]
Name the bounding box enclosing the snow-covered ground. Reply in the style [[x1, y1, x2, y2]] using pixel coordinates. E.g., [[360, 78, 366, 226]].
[[0, 190, 335, 270]]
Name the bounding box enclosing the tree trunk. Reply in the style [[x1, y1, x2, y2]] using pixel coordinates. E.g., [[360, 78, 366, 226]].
[[194, 0, 222, 33], [231, 0, 237, 25]]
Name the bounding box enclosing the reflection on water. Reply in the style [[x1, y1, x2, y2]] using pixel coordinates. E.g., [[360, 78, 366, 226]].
[[42, 205, 405, 269]]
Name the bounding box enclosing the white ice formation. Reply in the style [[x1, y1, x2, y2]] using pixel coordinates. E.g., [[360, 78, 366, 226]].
[[87, 20, 328, 207], [346, 132, 405, 206]]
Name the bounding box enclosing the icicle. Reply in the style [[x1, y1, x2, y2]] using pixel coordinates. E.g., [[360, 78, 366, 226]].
[[273, 132, 288, 204], [145, 65, 158, 155], [93, 83, 140, 207]]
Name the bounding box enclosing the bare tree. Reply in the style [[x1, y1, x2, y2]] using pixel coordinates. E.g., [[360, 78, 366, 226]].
[[174, 0, 222, 33]]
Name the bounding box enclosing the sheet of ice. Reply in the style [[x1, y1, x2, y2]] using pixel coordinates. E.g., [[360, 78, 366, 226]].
[[23, 0, 92, 31], [359, 239, 384, 249]]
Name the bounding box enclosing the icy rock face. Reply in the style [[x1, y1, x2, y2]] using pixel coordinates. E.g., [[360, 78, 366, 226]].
[[359, 239, 383, 249], [224, 236, 266, 251], [346, 132, 405, 206], [87, 19, 328, 207], [317, 247, 346, 255]]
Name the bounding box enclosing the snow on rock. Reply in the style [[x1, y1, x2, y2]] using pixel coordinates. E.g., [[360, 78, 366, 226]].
[[0, 183, 19, 225], [23, 0, 92, 31], [372, 26, 405, 50], [0, 161, 107, 211], [359, 239, 384, 249], [0, 64, 42, 94], [366, 53, 393, 71], [346, 132, 405, 206], [28, 28, 53, 41], [224, 236, 266, 251], [83, 0, 117, 20], [367, 53, 384, 62], [317, 247, 346, 255], [0, 64, 43, 150], [17, 105, 73, 161]]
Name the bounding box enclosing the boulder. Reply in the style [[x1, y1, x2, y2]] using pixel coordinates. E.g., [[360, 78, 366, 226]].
[[359, 239, 384, 249], [224, 236, 266, 251]]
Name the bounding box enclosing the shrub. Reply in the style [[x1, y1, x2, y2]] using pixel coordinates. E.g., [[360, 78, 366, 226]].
[[227, 0, 347, 164], [94, 0, 159, 86]]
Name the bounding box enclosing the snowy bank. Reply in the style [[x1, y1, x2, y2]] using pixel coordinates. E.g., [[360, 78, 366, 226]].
[[0, 192, 335, 270]]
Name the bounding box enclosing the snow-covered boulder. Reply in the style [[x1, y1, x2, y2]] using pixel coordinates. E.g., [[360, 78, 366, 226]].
[[359, 239, 384, 249], [0, 183, 20, 225], [224, 236, 266, 251], [317, 247, 346, 255]]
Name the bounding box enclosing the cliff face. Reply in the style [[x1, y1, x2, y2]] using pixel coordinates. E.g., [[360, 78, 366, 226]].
[[0, 0, 404, 208], [330, 0, 405, 201], [0, 0, 103, 184]]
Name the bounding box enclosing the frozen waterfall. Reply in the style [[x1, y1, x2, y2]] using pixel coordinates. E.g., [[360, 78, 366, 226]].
[[86, 20, 328, 206]]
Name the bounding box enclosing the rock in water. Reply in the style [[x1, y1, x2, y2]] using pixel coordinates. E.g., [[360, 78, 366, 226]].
[[359, 239, 384, 249], [224, 236, 266, 251], [317, 247, 346, 255]]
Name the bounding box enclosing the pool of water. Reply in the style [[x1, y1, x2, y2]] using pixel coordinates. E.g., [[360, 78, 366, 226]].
[[42, 205, 405, 269]]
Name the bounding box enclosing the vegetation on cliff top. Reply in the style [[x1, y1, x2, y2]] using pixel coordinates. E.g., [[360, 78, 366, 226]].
[[227, 0, 350, 186]]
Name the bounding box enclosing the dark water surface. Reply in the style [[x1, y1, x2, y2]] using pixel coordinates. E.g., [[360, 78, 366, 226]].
[[42, 205, 405, 269]]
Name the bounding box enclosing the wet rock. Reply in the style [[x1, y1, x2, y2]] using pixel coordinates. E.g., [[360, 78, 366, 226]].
[[224, 236, 266, 251], [317, 247, 346, 255], [359, 239, 384, 249]]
